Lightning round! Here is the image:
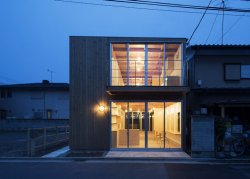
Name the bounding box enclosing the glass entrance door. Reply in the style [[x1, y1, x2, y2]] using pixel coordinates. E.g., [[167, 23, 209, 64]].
[[127, 102, 145, 148], [147, 102, 165, 148], [111, 101, 182, 149], [111, 102, 145, 148]]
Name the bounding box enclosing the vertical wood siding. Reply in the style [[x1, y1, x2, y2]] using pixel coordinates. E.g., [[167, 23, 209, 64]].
[[70, 37, 110, 151]]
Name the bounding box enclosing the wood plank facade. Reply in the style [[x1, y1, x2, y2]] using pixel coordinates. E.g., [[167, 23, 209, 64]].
[[70, 36, 188, 152]]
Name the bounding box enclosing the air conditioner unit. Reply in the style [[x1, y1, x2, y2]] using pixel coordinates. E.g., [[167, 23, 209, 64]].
[[197, 80, 202, 86], [200, 108, 208, 115]]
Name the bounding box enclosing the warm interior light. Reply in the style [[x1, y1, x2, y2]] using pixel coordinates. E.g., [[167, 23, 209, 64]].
[[137, 68, 141, 71], [129, 108, 132, 111], [99, 105, 105, 112]]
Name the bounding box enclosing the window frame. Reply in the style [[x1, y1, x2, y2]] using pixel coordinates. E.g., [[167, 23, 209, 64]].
[[224, 63, 241, 81], [241, 64, 250, 79], [110, 42, 184, 86]]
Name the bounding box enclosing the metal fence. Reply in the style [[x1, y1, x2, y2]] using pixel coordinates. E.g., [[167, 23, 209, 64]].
[[27, 125, 69, 156]]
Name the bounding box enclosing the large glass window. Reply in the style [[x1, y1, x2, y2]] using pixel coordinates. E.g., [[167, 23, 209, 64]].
[[111, 43, 184, 86], [111, 101, 182, 149]]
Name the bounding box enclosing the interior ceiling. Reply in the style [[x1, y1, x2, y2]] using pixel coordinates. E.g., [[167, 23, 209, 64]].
[[114, 102, 177, 111], [112, 44, 180, 84]]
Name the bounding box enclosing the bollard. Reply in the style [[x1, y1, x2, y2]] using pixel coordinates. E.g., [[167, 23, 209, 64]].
[[30, 139, 35, 156], [43, 128, 47, 150], [27, 128, 30, 157]]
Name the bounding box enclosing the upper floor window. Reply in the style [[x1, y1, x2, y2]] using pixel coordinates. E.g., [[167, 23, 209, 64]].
[[0, 89, 12, 98], [7, 90, 12, 98], [111, 43, 184, 86], [241, 65, 250, 79], [0, 90, 5, 98], [224, 64, 250, 80]]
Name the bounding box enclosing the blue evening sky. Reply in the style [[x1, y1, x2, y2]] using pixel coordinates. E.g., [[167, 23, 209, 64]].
[[0, 0, 249, 84]]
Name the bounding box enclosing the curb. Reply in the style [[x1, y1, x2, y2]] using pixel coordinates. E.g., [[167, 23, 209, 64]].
[[0, 157, 249, 164]]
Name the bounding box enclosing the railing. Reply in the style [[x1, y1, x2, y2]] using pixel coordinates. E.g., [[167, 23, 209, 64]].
[[27, 125, 69, 156], [111, 60, 184, 86], [0, 138, 27, 157]]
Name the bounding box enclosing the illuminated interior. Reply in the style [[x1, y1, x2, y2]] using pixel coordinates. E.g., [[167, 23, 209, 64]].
[[111, 43, 183, 86], [111, 102, 182, 149]]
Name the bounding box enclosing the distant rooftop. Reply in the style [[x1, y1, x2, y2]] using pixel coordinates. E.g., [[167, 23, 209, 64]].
[[189, 44, 250, 49], [0, 80, 69, 90]]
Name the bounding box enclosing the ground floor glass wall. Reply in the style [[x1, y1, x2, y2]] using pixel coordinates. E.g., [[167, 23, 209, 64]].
[[111, 101, 182, 149]]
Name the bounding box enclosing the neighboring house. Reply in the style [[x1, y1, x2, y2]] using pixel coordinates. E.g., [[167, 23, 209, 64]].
[[187, 45, 250, 130], [0, 80, 69, 120], [70, 36, 189, 152]]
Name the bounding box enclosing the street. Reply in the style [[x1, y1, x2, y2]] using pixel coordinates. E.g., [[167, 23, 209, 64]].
[[0, 160, 250, 179]]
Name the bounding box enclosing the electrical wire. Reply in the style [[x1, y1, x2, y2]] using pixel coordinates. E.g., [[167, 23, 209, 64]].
[[205, 7, 221, 44], [54, 0, 250, 17], [188, 0, 213, 45], [215, 13, 246, 44], [105, 0, 250, 13]]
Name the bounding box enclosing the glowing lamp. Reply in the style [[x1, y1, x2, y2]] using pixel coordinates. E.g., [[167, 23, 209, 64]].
[[99, 105, 105, 112]]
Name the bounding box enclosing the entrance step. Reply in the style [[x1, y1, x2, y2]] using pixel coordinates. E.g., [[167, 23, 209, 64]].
[[105, 151, 190, 158]]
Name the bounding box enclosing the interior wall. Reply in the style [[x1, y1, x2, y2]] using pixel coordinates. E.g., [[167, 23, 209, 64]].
[[153, 108, 164, 133], [166, 102, 181, 134], [112, 59, 124, 86]]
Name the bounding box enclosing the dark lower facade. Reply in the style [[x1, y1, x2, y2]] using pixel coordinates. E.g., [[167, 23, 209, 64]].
[[188, 89, 250, 129], [69, 36, 188, 152]]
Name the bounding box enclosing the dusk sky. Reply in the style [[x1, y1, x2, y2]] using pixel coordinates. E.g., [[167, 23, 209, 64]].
[[0, 0, 249, 84]]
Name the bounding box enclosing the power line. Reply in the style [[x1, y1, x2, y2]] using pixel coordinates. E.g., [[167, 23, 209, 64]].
[[54, 0, 250, 17], [222, 0, 225, 44], [205, 7, 221, 43], [215, 13, 246, 44], [105, 0, 250, 13], [188, 0, 213, 45]]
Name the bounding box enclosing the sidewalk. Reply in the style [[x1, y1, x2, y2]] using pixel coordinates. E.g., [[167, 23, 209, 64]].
[[1, 146, 249, 164], [37, 146, 250, 164]]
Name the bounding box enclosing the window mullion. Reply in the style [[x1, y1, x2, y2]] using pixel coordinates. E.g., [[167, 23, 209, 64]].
[[126, 43, 129, 86], [164, 43, 167, 86], [145, 44, 148, 86]]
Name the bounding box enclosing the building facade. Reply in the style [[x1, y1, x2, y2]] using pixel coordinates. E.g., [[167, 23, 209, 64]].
[[0, 80, 69, 120], [187, 45, 250, 130], [70, 36, 189, 152]]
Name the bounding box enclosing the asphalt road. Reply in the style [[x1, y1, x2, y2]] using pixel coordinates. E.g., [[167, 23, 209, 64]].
[[0, 160, 250, 179]]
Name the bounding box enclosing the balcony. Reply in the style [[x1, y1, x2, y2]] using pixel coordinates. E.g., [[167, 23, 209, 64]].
[[111, 43, 185, 87]]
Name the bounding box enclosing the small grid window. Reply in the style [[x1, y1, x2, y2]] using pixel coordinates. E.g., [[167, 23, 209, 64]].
[[1, 90, 6, 98], [241, 65, 250, 79], [224, 64, 240, 81]]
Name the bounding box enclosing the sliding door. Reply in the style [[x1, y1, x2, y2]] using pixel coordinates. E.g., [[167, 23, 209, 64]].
[[111, 101, 182, 149], [111, 102, 145, 148]]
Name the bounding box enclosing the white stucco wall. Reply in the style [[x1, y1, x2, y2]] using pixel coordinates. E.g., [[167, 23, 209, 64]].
[[0, 89, 69, 119]]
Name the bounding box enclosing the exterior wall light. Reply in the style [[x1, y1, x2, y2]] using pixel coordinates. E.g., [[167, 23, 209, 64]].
[[99, 105, 105, 112]]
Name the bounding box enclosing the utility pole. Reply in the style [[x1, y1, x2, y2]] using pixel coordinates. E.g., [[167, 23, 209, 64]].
[[222, 0, 225, 45], [47, 69, 55, 83]]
